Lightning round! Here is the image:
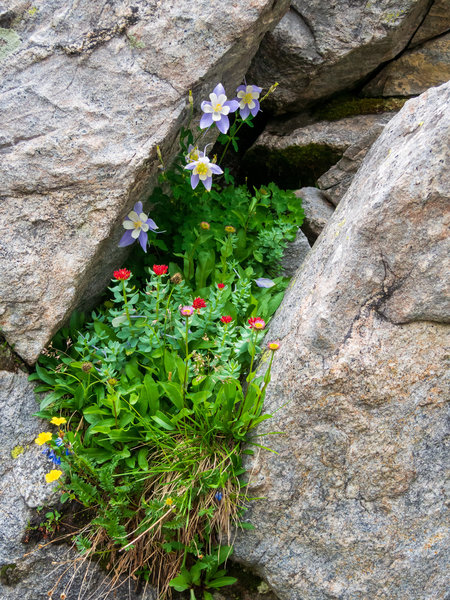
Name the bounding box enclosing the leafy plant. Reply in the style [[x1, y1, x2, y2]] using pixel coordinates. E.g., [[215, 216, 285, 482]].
[[30, 80, 299, 599]]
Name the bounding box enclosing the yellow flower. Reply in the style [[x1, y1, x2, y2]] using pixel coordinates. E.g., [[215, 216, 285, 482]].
[[45, 469, 63, 483], [50, 417, 67, 426], [267, 342, 280, 351], [224, 225, 236, 233], [165, 497, 174, 506], [35, 432, 52, 446]]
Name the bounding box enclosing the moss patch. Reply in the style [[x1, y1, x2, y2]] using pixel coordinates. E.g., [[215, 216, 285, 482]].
[[0, 27, 21, 61], [243, 143, 342, 190], [0, 563, 19, 586], [11, 445, 25, 459], [314, 94, 407, 121]]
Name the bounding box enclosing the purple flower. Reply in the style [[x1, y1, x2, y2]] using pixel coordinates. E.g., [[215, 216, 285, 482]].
[[185, 144, 204, 164], [236, 84, 262, 120], [185, 154, 223, 191], [254, 277, 275, 288], [200, 83, 239, 134], [118, 202, 158, 253], [215, 491, 223, 501]]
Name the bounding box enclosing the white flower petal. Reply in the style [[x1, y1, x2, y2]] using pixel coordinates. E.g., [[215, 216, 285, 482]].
[[248, 100, 255, 109], [123, 220, 135, 229], [209, 93, 218, 104], [203, 104, 213, 113], [141, 223, 149, 232], [221, 106, 230, 115], [237, 91, 245, 99], [212, 113, 222, 121], [139, 212, 148, 221], [217, 94, 227, 104], [131, 229, 140, 239], [128, 211, 139, 221]]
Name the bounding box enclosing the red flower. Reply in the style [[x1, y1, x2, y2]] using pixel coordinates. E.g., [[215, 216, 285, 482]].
[[217, 283, 225, 289], [192, 297, 207, 309], [113, 269, 131, 280], [220, 315, 232, 324], [248, 317, 266, 330], [153, 264, 168, 276]]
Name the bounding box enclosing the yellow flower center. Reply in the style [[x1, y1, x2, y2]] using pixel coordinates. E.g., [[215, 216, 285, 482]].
[[254, 322, 264, 329], [195, 163, 209, 177], [133, 220, 142, 229], [213, 103, 223, 112], [243, 92, 253, 104]]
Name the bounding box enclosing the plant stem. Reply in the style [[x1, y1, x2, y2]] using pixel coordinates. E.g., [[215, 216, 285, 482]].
[[182, 317, 190, 402], [121, 281, 133, 326]]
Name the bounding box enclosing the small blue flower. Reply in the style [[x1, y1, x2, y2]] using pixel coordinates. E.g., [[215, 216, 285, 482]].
[[215, 491, 223, 502], [200, 83, 239, 134], [55, 437, 63, 447], [254, 277, 275, 288], [235, 84, 262, 120], [118, 201, 159, 253], [185, 154, 223, 191]]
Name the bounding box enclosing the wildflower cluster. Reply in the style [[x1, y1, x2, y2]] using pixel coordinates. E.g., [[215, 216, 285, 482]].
[[30, 81, 301, 599]]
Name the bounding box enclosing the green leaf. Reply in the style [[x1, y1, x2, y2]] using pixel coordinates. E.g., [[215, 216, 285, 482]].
[[207, 577, 237, 589], [137, 448, 148, 470], [159, 381, 184, 410], [111, 314, 127, 327], [93, 321, 117, 341], [152, 412, 176, 431], [35, 363, 56, 386]]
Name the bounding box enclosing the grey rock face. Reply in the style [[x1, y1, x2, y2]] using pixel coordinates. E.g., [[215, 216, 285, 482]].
[[234, 82, 450, 599], [281, 228, 311, 277], [0, 0, 289, 365], [248, 0, 431, 114], [294, 187, 335, 243], [317, 117, 393, 206], [363, 33, 450, 97]]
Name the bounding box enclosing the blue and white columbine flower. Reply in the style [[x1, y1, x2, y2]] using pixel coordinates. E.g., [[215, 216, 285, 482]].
[[236, 84, 262, 120], [118, 201, 158, 253], [185, 144, 204, 164], [185, 154, 223, 191], [200, 83, 239, 134]]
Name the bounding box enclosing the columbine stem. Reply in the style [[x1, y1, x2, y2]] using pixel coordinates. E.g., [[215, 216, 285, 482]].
[[182, 317, 190, 401], [121, 281, 133, 326]]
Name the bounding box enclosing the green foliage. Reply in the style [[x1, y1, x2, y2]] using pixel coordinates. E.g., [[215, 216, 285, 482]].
[[170, 546, 237, 598], [30, 81, 298, 598]]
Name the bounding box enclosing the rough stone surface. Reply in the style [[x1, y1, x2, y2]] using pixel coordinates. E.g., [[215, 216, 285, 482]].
[[233, 82, 450, 599], [317, 117, 393, 206], [247, 0, 431, 114], [364, 33, 450, 97], [409, 0, 450, 47], [253, 113, 394, 155], [281, 228, 311, 277], [294, 187, 335, 243], [0, 0, 289, 365], [245, 113, 393, 190], [0, 369, 153, 600]]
